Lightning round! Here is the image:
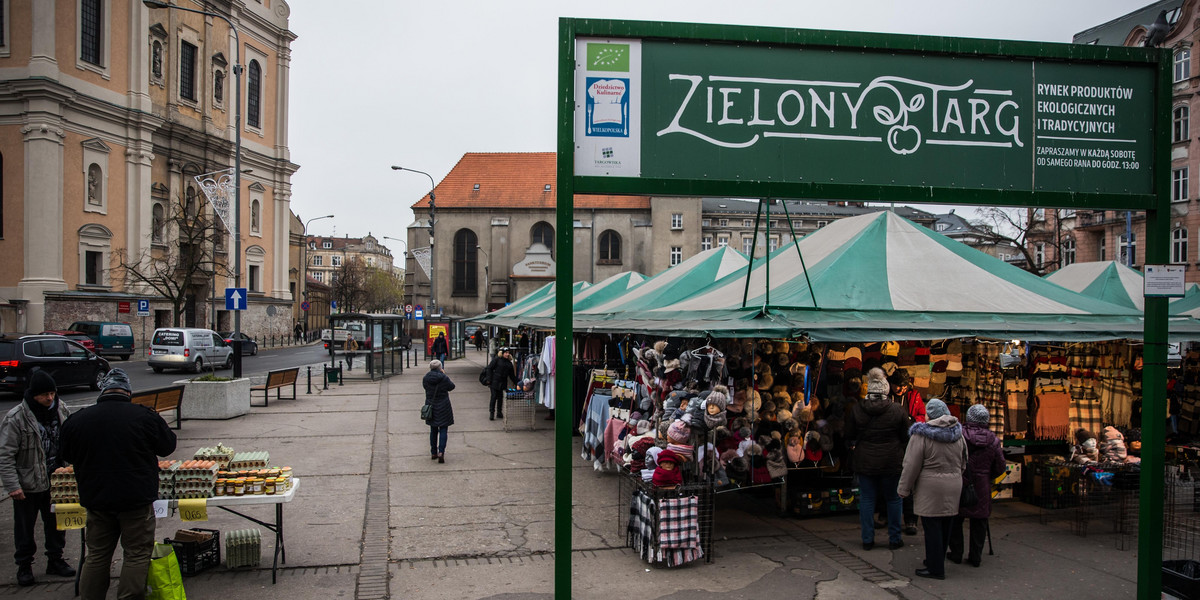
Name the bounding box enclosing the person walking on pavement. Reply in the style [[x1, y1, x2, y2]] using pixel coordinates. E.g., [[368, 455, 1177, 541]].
[[294, 322, 303, 343], [898, 398, 967, 581], [948, 404, 1006, 568], [0, 370, 76, 586], [485, 348, 518, 421], [344, 336, 359, 371], [845, 368, 910, 551], [423, 360, 455, 463], [60, 369, 177, 600], [431, 332, 449, 364]]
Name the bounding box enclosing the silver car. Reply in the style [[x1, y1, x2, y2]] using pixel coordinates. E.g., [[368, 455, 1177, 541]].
[[148, 328, 233, 373]]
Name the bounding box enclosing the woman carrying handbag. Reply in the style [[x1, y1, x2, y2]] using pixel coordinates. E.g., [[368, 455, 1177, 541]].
[[423, 360, 455, 463]]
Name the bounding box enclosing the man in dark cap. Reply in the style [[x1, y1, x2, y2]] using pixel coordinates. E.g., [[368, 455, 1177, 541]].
[[61, 368, 176, 600], [0, 370, 75, 586]]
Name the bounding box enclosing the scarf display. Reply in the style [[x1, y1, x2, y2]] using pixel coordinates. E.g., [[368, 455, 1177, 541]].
[[657, 496, 703, 567]]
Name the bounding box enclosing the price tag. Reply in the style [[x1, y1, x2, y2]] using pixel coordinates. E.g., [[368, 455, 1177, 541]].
[[177, 498, 208, 522], [55, 503, 87, 530], [153, 500, 169, 519]]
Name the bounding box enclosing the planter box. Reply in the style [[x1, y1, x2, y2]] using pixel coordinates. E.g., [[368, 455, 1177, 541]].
[[178, 378, 251, 420]]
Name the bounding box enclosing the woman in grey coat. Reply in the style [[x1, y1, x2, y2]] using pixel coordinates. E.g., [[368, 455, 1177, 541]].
[[423, 360, 455, 463], [897, 399, 967, 580]]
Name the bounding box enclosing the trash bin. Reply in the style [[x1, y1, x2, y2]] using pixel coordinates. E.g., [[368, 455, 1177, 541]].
[[324, 367, 341, 384]]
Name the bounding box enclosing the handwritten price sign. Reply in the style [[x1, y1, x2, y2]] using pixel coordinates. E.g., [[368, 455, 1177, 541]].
[[178, 498, 208, 522], [54, 503, 87, 530]]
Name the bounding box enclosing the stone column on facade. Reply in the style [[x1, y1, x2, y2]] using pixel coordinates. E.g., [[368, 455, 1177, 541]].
[[125, 142, 156, 295], [28, 0, 57, 79], [274, 46, 292, 157], [273, 186, 292, 299], [18, 120, 68, 333]]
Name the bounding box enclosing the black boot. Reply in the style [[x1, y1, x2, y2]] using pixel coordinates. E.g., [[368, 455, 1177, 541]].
[[17, 563, 35, 586], [46, 558, 75, 577]]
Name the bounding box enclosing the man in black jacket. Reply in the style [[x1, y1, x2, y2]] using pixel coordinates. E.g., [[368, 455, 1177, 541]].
[[846, 367, 911, 551], [485, 348, 518, 421], [61, 369, 176, 600]]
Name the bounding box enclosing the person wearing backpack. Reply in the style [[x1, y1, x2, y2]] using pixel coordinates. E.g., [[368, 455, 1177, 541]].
[[485, 348, 517, 421]]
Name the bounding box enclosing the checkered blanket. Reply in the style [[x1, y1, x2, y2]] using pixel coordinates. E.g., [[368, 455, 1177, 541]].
[[1069, 395, 1103, 438], [627, 490, 655, 562], [657, 496, 702, 566]]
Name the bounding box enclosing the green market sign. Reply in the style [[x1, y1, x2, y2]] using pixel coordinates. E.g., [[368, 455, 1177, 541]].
[[574, 38, 1157, 196]]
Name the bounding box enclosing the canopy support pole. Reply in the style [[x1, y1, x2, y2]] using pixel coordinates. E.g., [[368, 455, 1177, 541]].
[[779, 200, 819, 310], [741, 200, 765, 308]]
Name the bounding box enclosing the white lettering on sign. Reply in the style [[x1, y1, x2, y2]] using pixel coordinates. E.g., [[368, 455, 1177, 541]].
[[657, 74, 1024, 155], [1034, 81, 1140, 172]]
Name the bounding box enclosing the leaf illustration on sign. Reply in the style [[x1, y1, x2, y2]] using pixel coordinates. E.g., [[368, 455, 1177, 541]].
[[593, 49, 624, 67]]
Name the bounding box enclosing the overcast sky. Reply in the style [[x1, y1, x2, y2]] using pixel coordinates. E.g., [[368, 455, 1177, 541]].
[[286, 0, 1149, 262]]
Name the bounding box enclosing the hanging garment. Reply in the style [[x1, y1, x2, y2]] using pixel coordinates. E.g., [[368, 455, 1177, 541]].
[[539, 337, 557, 409], [657, 495, 703, 567], [1034, 390, 1071, 440], [627, 490, 656, 563], [581, 392, 611, 462]]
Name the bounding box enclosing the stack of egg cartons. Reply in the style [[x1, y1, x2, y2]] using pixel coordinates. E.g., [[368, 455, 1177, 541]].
[[224, 529, 261, 569], [229, 451, 269, 470], [174, 460, 219, 498], [193, 443, 235, 469], [157, 460, 179, 500], [50, 467, 78, 504]]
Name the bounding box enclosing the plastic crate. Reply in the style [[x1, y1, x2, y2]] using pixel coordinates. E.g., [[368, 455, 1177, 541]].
[[1163, 559, 1200, 600], [165, 528, 220, 576]]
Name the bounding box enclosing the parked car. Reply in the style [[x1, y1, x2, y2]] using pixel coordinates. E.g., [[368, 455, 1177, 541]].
[[218, 331, 258, 356], [67, 321, 135, 360], [40, 330, 96, 352], [0, 334, 110, 394], [148, 328, 232, 373]]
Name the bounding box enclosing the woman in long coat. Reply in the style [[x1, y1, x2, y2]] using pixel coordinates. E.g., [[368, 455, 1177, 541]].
[[949, 404, 1006, 567], [423, 360, 455, 463], [897, 398, 967, 580]]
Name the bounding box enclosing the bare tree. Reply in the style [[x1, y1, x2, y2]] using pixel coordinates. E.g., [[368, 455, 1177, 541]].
[[362, 268, 405, 313], [972, 207, 1068, 276], [330, 255, 368, 313], [114, 193, 231, 326]]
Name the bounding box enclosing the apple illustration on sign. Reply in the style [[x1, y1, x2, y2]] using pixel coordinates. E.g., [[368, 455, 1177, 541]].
[[872, 93, 925, 155], [888, 125, 921, 155]]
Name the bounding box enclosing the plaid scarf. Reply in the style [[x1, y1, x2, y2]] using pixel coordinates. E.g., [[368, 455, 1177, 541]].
[[658, 496, 702, 567], [627, 489, 656, 562], [1034, 391, 1071, 440]]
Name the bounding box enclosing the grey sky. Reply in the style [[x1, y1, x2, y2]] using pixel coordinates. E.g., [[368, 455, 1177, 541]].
[[286, 0, 1149, 262]]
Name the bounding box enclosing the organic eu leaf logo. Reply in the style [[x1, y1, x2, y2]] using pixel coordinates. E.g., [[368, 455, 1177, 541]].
[[588, 43, 629, 72]]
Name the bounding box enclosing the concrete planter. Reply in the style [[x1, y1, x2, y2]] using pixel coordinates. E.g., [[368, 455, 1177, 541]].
[[178, 377, 251, 420]]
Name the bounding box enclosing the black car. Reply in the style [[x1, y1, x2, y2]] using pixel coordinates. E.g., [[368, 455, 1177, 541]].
[[0, 335, 111, 394], [218, 331, 258, 356]]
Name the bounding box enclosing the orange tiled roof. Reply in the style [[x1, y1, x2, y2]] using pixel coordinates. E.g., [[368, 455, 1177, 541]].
[[409, 153, 650, 211]]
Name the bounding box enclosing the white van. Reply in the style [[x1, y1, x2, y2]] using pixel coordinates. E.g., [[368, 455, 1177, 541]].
[[148, 328, 233, 373]]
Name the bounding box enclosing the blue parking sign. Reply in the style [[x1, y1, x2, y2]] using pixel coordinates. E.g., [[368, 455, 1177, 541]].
[[136, 299, 150, 316]]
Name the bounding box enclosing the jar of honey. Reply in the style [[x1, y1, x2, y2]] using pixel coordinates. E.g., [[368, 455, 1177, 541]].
[[214, 479, 226, 496], [264, 478, 276, 495], [233, 478, 246, 496]]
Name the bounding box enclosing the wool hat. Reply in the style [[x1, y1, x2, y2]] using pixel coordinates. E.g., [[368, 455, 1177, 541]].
[[1103, 425, 1124, 442], [966, 404, 990, 425], [705, 385, 729, 413], [667, 419, 692, 444], [925, 398, 949, 420], [866, 367, 889, 396], [100, 368, 132, 394], [28, 370, 57, 396]]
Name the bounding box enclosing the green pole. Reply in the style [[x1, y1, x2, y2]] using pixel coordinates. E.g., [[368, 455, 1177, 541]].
[[1136, 47, 1171, 600], [554, 18, 576, 600], [741, 200, 765, 308]]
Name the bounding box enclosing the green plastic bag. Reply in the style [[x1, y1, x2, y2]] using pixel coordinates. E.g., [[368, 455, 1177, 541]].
[[145, 543, 187, 600]]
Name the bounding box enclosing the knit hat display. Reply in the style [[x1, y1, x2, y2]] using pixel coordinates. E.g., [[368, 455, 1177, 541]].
[[100, 368, 132, 394], [866, 367, 889, 396], [652, 449, 684, 487], [925, 398, 949, 420], [966, 404, 990, 425], [27, 370, 57, 396], [667, 419, 692, 444], [1103, 425, 1123, 442]]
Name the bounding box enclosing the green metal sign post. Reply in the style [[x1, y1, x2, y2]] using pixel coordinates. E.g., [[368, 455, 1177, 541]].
[[557, 18, 1168, 599]]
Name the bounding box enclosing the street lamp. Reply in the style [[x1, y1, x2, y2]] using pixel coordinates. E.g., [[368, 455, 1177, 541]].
[[302, 214, 334, 334], [390, 166, 436, 315], [145, 0, 247, 376]]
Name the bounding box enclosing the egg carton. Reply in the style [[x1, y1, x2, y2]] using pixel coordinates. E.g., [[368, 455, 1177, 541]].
[[51, 493, 79, 504], [193, 445, 235, 468], [174, 486, 214, 499], [175, 463, 220, 482], [228, 451, 269, 470]]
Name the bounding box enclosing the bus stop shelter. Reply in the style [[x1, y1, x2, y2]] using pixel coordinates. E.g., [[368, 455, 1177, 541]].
[[328, 313, 408, 380]]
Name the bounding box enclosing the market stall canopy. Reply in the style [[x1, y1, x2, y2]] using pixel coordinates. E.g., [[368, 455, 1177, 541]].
[[585, 211, 1198, 341], [524, 270, 645, 317], [470, 281, 558, 322], [580, 246, 748, 315], [478, 281, 591, 328], [1043, 261, 1145, 311], [1171, 283, 1200, 318]]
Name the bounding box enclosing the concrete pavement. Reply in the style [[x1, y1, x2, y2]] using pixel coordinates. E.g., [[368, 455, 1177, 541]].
[[0, 351, 1144, 598]]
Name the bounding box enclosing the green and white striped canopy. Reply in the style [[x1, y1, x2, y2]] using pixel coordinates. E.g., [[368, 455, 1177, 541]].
[[1044, 261, 1146, 311], [580, 246, 748, 315]]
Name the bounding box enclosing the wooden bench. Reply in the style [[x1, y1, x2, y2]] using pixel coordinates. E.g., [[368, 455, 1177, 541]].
[[251, 367, 299, 407], [130, 385, 186, 430]]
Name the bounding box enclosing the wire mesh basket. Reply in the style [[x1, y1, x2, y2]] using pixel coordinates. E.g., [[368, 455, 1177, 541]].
[[503, 389, 536, 432]]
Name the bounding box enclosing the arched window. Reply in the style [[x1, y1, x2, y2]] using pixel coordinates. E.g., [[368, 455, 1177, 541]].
[[1174, 228, 1189, 264], [1177, 48, 1192, 82], [452, 229, 478, 295], [247, 60, 262, 128], [598, 230, 621, 264], [151, 202, 165, 243], [531, 221, 553, 255], [1061, 236, 1076, 267], [250, 199, 261, 233]]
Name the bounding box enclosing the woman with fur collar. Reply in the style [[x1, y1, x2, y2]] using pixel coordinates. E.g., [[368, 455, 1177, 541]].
[[897, 399, 967, 581]]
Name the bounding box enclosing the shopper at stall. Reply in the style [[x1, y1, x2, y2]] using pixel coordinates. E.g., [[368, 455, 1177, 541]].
[[485, 348, 518, 420], [423, 359, 456, 463], [60, 368, 177, 600], [0, 370, 75, 586], [897, 398, 967, 580], [948, 404, 1005, 568], [846, 368, 910, 551]]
